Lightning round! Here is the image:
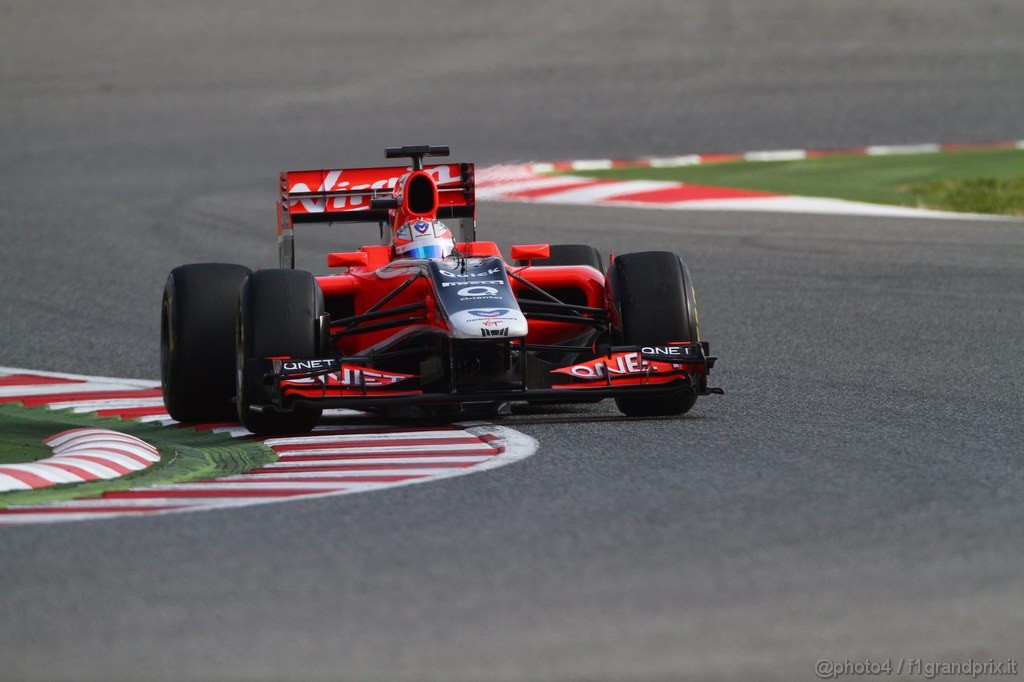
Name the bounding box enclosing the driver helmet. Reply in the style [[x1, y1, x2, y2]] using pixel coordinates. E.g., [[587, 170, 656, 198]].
[[393, 219, 455, 259]]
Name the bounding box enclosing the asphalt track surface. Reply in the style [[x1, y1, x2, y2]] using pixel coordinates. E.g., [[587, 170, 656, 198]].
[[2, 2, 1024, 680]]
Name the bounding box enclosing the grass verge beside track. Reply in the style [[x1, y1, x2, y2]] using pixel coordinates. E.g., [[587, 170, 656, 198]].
[[0, 412, 57, 465], [905, 175, 1024, 216], [569, 149, 1024, 216], [0, 404, 274, 507]]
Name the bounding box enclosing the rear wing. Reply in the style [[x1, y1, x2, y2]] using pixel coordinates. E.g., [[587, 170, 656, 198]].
[[277, 162, 475, 268]]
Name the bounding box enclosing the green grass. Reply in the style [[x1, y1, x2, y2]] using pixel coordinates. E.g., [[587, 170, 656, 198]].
[[569, 148, 1024, 215], [0, 403, 275, 507], [0, 412, 58, 465], [905, 176, 1024, 216]]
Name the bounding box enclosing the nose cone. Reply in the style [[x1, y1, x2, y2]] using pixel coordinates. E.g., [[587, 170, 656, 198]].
[[449, 308, 529, 339], [428, 257, 528, 339]]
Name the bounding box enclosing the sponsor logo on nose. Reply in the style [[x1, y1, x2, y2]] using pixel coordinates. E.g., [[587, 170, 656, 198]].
[[457, 286, 499, 297]]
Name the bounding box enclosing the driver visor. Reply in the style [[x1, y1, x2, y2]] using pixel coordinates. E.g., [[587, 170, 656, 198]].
[[402, 244, 446, 259]]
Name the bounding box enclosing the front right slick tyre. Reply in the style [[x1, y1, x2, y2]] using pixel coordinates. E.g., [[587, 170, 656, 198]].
[[236, 269, 324, 435], [609, 251, 700, 417]]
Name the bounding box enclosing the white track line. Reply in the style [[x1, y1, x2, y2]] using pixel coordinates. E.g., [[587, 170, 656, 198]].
[[569, 159, 614, 171], [0, 512, 164, 524], [866, 144, 942, 155], [275, 443, 493, 456], [144, 482, 357, 491], [206, 426, 252, 437], [0, 382, 153, 398], [654, 195, 1017, 220], [743, 149, 808, 161], [47, 397, 167, 411], [647, 155, 702, 168], [475, 175, 595, 197], [218, 469, 450, 479], [138, 415, 175, 424], [265, 430, 479, 446], [259, 455, 495, 467], [11, 499, 200, 509], [532, 180, 676, 204], [0, 366, 159, 387]]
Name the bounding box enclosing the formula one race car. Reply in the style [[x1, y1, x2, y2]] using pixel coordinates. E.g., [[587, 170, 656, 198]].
[[160, 145, 722, 434]]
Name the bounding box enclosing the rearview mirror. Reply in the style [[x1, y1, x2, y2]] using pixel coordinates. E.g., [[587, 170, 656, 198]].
[[510, 244, 551, 263], [327, 251, 369, 268]]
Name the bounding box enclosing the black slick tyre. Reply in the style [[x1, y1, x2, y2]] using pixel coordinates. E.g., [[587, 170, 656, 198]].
[[236, 269, 324, 435], [161, 263, 251, 423], [609, 251, 699, 417]]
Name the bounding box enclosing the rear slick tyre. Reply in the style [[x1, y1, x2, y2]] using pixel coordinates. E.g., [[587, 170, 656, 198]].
[[609, 251, 699, 417], [161, 262, 251, 423], [236, 269, 324, 435]]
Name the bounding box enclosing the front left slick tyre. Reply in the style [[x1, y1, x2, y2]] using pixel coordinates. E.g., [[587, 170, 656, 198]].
[[161, 262, 251, 423], [236, 268, 324, 435]]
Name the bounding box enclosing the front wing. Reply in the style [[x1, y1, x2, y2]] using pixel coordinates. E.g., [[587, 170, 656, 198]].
[[241, 343, 721, 413]]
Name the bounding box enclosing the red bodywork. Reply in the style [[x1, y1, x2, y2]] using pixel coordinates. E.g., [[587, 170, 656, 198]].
[[279, 158, 607, 357], [316, 250, 605, 355]]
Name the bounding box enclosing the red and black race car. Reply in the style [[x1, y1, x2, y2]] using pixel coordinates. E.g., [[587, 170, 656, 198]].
[[160, 145, 722, 434]]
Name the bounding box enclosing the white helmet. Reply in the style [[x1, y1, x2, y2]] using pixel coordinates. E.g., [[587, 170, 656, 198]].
[[393, 219, 455, 259]]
